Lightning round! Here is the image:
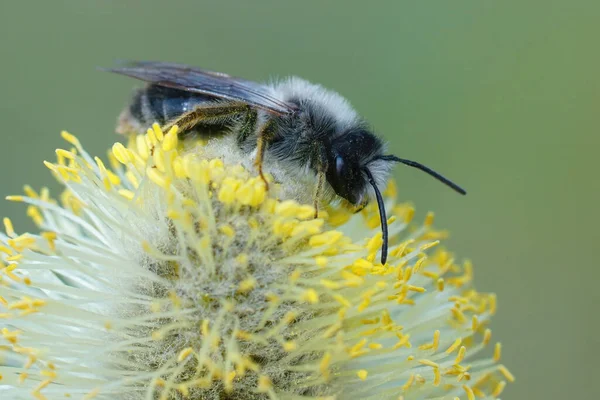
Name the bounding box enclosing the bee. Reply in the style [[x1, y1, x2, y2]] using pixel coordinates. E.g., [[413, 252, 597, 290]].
[[105, 61, 466, 264]]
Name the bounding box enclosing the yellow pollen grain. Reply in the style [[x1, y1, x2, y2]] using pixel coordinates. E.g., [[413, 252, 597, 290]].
[[462, 385, 475, 400], [455, 346, 466, 364], [177, 347, 194, 362]]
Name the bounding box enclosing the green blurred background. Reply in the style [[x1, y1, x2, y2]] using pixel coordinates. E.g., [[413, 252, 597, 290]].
[[1, 1, 597, 398]]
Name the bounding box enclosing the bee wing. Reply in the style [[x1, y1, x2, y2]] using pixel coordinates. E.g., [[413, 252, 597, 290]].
[[104, 61, 295, 116]]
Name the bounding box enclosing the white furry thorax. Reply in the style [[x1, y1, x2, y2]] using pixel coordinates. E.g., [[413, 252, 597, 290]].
[[270, 76, 360, 133]]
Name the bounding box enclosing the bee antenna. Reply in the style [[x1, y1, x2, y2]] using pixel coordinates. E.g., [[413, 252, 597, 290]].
[[364, 168, 389, 265], [378, 155, 467, 195]]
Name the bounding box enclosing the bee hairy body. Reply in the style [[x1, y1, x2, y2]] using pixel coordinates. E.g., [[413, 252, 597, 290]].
[[108, 61, 466, 265]]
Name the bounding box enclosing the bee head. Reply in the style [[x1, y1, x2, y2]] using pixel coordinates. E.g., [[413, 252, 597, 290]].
[[326, 128, 467, 265], [326, 128, 385, 207]]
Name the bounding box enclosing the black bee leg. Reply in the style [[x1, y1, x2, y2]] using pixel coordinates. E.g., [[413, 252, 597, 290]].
[[254, 119, 276, 190], [312, 148, 329, 218], [237, 108, 258, 145], [162, 102, 251, 132], [313, 169, 326, 218]]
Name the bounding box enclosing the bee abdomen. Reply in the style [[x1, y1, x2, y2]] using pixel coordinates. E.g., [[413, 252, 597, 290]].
[[117, 84, 213, 135]]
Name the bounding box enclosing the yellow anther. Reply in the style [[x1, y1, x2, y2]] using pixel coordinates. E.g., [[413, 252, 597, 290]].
[[118, 190, 135, 201], [56, 149, 76, 160], [5, 195, 24, 202], [41, 231, 57, 252], [282, 341, 297, 351], [40, 370, 57, 379], [489, 293, 497, 315], [357, 369, 368, 380], [61, 130, 81, 147], [146, 167, 170, 189], [433, 366, 441, 386], [483, 328, 492, 345], [419, 240, 439, 251], [419, 359, 439, 368], [407, 285, 426, 293], [446, 338, 462, 354], [424, 211, 435, 227], [437, 278, 445, 291], [257, 375, 273, 392], [151, 123, 164, 141], [238, 277, 256, 294], [462, 385, 475, 400], [432, 330, 440, 350], [301, 289, 319, 304], [492, 380, 507, 396], [455, 346, 466, 364], [33, 379, 52, 393], [471, 315, 478, 331], [4, 217, 15, 237], [315, 256, 328, 267], [177, 347, 194, 362], [319, 352, 331, 380], [402, 374, 415, 391], [219, 224, 235, 238]]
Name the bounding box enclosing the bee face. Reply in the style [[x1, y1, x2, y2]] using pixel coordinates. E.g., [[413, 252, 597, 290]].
[[326, 128, 384, 206]]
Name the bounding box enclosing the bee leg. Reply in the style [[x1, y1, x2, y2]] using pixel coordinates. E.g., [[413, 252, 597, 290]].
[[237, 109, 258, 145], [312, 148, 329, 218], [162, 102, 251, 132], [313, 169, 326, 218], [254, 119, 276, 190]]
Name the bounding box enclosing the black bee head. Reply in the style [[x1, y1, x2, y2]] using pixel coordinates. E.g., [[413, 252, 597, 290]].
[[326, 128, 385, 207], [326, 127, 467, 266]]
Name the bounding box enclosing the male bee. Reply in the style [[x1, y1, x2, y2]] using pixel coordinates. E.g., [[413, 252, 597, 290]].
[[106, 61, 466, 264]]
